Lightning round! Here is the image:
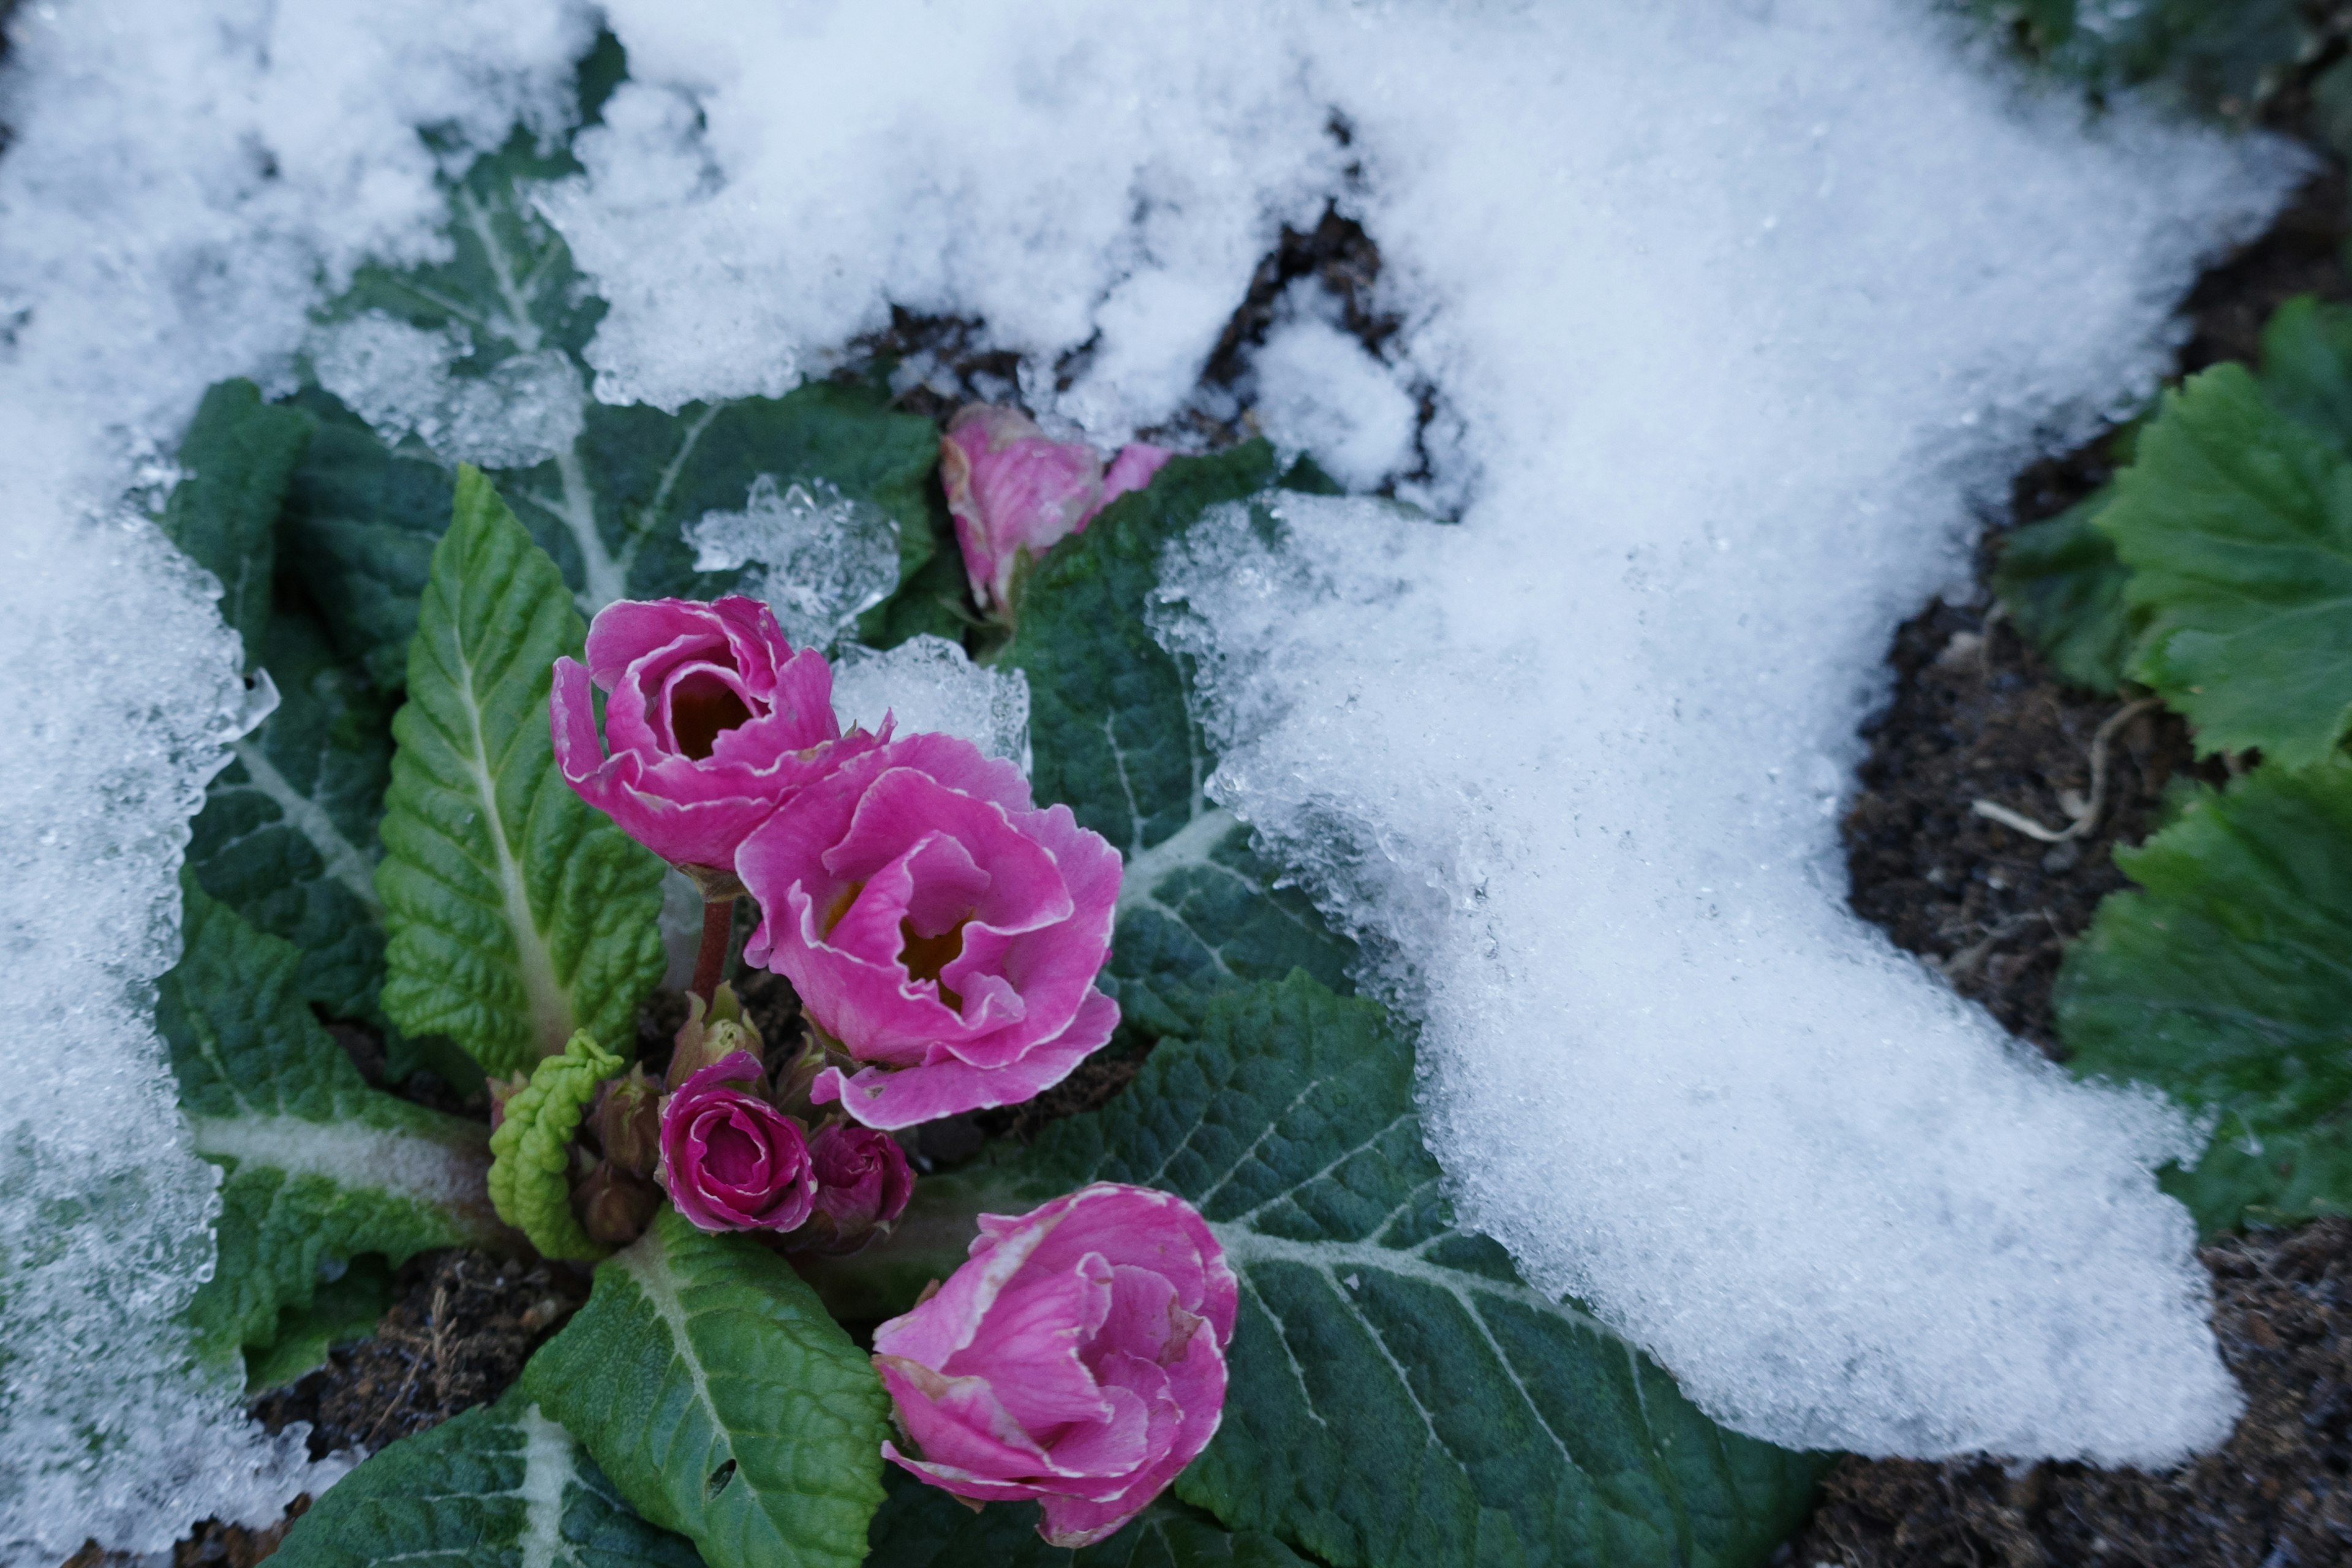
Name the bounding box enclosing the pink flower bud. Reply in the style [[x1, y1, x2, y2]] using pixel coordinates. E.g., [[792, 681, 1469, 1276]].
[[872, 1183, 1236, 1548], [938, 410, 1175, 619], [737, 731, 1121, 1129], [551, 595, 885, 876], [656, 1052, 816, 1234], [793, 1124, 915, 1256]]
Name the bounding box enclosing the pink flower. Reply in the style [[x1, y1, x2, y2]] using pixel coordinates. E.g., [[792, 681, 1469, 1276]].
[[551, 595, 878, 880], [872, 1183, 1237, 1548], [736, 730, 1121, 1129], [797, 1123, 916, 1254], [657, 1052, 817, 1234], [940, 405, 1172, 615]]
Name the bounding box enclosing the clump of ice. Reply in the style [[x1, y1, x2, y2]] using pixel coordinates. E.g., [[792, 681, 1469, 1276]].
[[559, 0, 2293, 1461], [831, 635, 1033, 775], [684, 476, 901, 650], [309, 312, 586, 469], [0, 0, 593, 1555], [1245, 285, 1419, 491]]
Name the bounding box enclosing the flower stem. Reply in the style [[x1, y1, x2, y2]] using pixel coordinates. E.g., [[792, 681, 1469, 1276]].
[[691, 896, 735, 1004]]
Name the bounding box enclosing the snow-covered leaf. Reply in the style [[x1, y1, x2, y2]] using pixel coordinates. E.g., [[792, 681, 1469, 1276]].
[[158, 378, 316, 665], [866, 1469, 1313, 1568], [270, 1387, 701, 1568], [376, 467, 666, 1075], [1003, 445, 1358, 1035], [1005, 971, 1825, 1568], [160, 877, 506, 1372], [2100, 363, 2352, 766], [522, 1207, 889, 1568], [2058, 758, 2352, 1234], [1992, 489, 2135, 693]]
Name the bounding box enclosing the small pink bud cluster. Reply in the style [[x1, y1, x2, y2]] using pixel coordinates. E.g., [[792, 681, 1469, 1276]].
[[941, 405, 1171, 618]]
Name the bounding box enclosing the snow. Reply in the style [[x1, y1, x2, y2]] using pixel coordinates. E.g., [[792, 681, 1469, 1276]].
[[830, 635, 1034, 775], [0, 0, 2305, 1551], [310, 312, 586, 470], [682, 475, 902, 649]]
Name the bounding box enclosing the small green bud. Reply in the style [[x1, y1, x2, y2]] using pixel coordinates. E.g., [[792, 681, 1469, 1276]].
[[592, 1064, 662, 1178], [667, 984, 766, 1089]]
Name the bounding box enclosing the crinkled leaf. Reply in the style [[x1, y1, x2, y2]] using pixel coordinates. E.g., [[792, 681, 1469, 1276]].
[[2100, 363, 2352, 766], [489, 1029, 625, 1261], [522, 1207, 889, 1568], [189, 605, 393, 1023], [376, 466, 667, 1075], [271, 1387, 701, 1568], [243, 1256, 399, 1394], [160, 876, 505, 1372], [867, 1469, 1311, 1568], [1992, 490, 2134, 693], [998, 971, 1823, 1568], [2057, 758, 2352, 1234], [159, 377, 317, 663], [1003, 445, 1358, 1035]]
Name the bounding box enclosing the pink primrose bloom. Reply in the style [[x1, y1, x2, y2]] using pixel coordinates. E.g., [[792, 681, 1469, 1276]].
[[871, 1183, 1237, 1548], [551, 595, 880, 878], [656, 1052, 816, 1234], [940, 405, 1172, 616], [736, 729, 1121, 1129]]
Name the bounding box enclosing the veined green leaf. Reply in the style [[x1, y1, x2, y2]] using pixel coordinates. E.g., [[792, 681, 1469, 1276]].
[[159, 378, 317, 664], [1991, 489, 2134, 693], [270, 1387, 701, 1568], [2257, 293, 2352, 448], [867, 1469, 1313, 1568], [160, 876, 507, 1372], [243, 1256, 399, 1394], [189, 606, 393, 1024], [522, 1207, 890, 1568], [2057, 757, 2352, 1234], [1004, 445, 1359, 1035], [998, 972, 1823, 1568], [2099, 363, 2352, 766], [488, 1029, 626, 1261], [375, 466, 667, 1075]]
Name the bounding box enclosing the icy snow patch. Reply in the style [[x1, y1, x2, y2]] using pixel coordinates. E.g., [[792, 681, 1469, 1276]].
[[0, 0, 594, 1555], [310, 312, 586, 470], [1248, 290, 1419, 491], [561, 0, 2291, 1460], [684, 476, 901, 650], [831, 635, 1034, 776]]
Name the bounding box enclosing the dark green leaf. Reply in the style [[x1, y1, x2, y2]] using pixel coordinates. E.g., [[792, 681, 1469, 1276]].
[[160, 379, 317, 663], [2258, 295, 2352, 447], [999, 972, 1825, 1568], [1991, 490, 2134, 692], [271, 1387, 703, 1568], [376, 467, 667, 1074], [522, 1207, 889, 1568], [243, 1256, 399, 1394], [1004, 445, 1358, 1035], [866, 1468, 1311, 1568], [160, 876, 505, 1370], [2057, 758, 2352, 1233], [2099, 363, 2352, 766]]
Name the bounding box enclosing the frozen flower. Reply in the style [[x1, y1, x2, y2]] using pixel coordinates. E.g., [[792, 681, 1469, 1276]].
[[941, 405, 1173, 616], [551, 595, 880, 886], [796, 1123, 916, 1255], [872, 1183, 1237, 1547], [657, 1051, 816, 1234], [737, 730, 1121, 1129]]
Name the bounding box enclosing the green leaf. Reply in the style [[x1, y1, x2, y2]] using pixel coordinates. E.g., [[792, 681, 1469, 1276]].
[[522, 1207, 889, 1568], [997, 972, 1824, 1568], [160, 875, 507, 1369], [866, 1469, 1313, 1568], [271, 1387, 703, 1568], [243, 1256, 400, 1393], [2100, 363, 2352, 766], [2257, 294, 2352, 447], [1991, 489, 2135, 692], [2057, 757, 2352, 1234], [189, 605, 394, 1023], [1003, 445, 1359, 1035], [488, 1029, 626, 1261], [160, 378, 317, 663], [375, 466, 668, 1076]]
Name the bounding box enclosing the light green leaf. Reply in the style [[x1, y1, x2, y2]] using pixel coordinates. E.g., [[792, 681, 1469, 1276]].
[[160, 875, 507, 1371], [375, 466, 668, 1076], [489, 1029, 625, 1261], [159, 377, 317, 664], [270, 1387, 702, 1568], [189, 606, 393, 1024], [1003, 444, 1359, 1036], [2057, 757, 2352, 1234], [2100, 363, 2352, 766], [1991, 489, 2134, 693], [522, 1207, 890, 1568], [1000, 972, 1824, 1568], [866, 1469, 1312, 1568]]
